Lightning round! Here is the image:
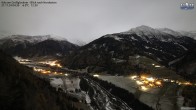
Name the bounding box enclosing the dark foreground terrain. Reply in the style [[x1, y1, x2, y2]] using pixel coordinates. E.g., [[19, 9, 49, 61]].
[[0, 50, 80, 110]]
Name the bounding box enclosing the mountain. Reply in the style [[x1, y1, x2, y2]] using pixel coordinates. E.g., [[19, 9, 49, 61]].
[[0, 50, 76, 110], [63, 25, 196, 74], [158, 28, 183, 37], [157, 28, 196, 40], [0, 35, 78, 57], [0, 31, 14, 39], [0, 35, 54, 44], [73, 40, 86, 46]]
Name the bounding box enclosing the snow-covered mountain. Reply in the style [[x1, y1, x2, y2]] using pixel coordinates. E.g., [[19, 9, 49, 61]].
[[123, 25, 196, 40], [72, 40, 86, 46], [123, 25, 170, 39], [0, 35, 67, 44], [0, 35, 78, 57], [157, 28, 196, 40], [158, 28, 182, 37], [63, 25, 196, 74], [0, 31, 14, 39]]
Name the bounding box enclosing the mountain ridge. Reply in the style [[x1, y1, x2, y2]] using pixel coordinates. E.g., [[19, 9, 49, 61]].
[[0, 35, 78, 57], [0, 34, 68, 43], [63, 26, 196, 75]]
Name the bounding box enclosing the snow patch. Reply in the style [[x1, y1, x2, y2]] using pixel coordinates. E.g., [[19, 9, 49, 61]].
[[145, 46, 150, 49], [85, 94, 91, 104], [112, 58, 126, 63], [50, 78, 63, 86], [131, 36, 137, 41], [105, 35, 122, 41]]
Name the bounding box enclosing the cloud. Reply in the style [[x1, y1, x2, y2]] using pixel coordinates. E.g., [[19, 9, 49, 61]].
[[0, 0, 196, 43]]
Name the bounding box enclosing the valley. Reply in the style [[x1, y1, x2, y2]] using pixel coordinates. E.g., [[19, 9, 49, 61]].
[[0, 25, 196, 110], [15, 56, 195, 110], [15, 57, 134, 110], [90, 56, 195, 110]]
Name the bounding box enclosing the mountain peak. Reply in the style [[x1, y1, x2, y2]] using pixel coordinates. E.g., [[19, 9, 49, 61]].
[[118, 25, 188, 42], [122, 25, 190, 39], [127, 25, 154, 32], [124, 25, 164, 38], [134, 25, 153, 30]]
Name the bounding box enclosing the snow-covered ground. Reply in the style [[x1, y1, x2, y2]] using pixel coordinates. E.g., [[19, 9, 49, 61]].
[[62, 78, 80, 92], [98, 75, 181, 110], [50, 78, 64, 91], [99, 76, 137, 93], [49, 77, 81, 92], [0, 35, 67, 43]]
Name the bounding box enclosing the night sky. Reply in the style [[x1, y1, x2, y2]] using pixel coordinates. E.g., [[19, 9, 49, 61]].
[[0, 0, 196, 43]]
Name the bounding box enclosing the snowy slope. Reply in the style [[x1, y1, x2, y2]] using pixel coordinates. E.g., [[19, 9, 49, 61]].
[[158, 28, 182, 37], [180, 31, 196, 40], [64, 25, 196, 73], [0, 31, 14, 39], [0, 35, 78, 57], [122, 25, 172, 41], [122, 25, 196, 41], [0, 35, 67, 44], [158, 28, 196, 40]]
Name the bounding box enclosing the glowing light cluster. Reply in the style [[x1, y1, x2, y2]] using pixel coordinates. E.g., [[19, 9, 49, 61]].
[[39, 60, 62, 68], [146, 77, 155, 82], [131, 75, 137, 79], [163, 78, 194, 86], [93, 74, 99, 77], [33, 67, 66, 75], [152, 63, 161, 68], [131, 74, 195, 91], [141, 75, 147, 79], [130, 75, 163, 91], [17, 59, 31, 64], [141, 86, 148, 91], [33, 67, 51, 74], [183, 82, 192, 86], [155, 65, 161, 68], [155, 81, 162, 86], [136, 81, 144, 85]]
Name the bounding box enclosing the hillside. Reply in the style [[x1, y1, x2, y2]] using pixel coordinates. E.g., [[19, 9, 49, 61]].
[[0, 35, 78, 57], [169, 47, 196, 81], [0, 50, 75, 110], [63, 26, 196, 74]]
